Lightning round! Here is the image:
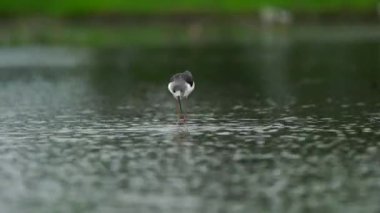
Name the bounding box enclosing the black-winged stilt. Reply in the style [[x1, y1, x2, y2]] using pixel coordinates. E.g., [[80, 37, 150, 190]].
[[168, 70, 195, 123]]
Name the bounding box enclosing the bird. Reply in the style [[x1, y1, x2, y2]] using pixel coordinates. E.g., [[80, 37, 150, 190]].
[[168, 71, 195, 123]]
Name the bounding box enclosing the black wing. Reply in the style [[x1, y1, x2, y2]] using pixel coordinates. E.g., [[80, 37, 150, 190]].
[[183, 71, 193, 86]]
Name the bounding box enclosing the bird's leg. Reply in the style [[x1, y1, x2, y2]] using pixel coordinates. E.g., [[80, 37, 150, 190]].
[[177, 97, 187, 124], [175, 99, 181, 121], [182, 97, 188, 123]]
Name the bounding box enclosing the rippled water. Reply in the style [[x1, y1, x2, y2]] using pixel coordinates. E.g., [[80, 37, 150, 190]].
[[0, 27, 380, 213]]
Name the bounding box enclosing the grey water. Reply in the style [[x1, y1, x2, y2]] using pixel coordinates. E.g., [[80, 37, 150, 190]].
[[0, 26, 380, 213]]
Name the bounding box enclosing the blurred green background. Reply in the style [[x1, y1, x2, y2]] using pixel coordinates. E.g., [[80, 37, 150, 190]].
[[0, 0, 378, 15]]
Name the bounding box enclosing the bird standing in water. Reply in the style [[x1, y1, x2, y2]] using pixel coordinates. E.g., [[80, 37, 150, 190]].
[[168, 71, 195, 123]]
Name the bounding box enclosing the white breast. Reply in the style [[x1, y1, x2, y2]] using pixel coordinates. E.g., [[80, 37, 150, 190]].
[[168, 82, 177, 97], [168, 81, 195, 98]]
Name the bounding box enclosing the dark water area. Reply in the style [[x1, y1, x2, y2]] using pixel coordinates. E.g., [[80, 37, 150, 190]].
[[0, 26, 379, 213]]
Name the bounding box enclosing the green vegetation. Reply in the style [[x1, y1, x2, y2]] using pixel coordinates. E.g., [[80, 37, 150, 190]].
[[0, 23, 248, 46], [0, 0, 378, 16]]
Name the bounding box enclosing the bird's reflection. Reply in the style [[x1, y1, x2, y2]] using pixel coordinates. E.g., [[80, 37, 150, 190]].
[[171, 126, 191, 144]]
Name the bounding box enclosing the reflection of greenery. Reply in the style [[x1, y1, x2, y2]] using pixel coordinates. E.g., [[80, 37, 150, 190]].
[[0, 0, 377, 15], [88, 31, 379, 104]]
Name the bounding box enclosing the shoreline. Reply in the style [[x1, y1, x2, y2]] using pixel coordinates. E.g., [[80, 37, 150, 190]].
[[0, 17, 379, 47]]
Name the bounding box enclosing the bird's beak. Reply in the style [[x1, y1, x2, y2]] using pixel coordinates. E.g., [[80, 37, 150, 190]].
[[177, 96, 183, 114]]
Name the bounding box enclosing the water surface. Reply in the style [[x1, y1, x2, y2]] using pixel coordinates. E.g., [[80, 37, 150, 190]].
[[0, 26, 379, 213]]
